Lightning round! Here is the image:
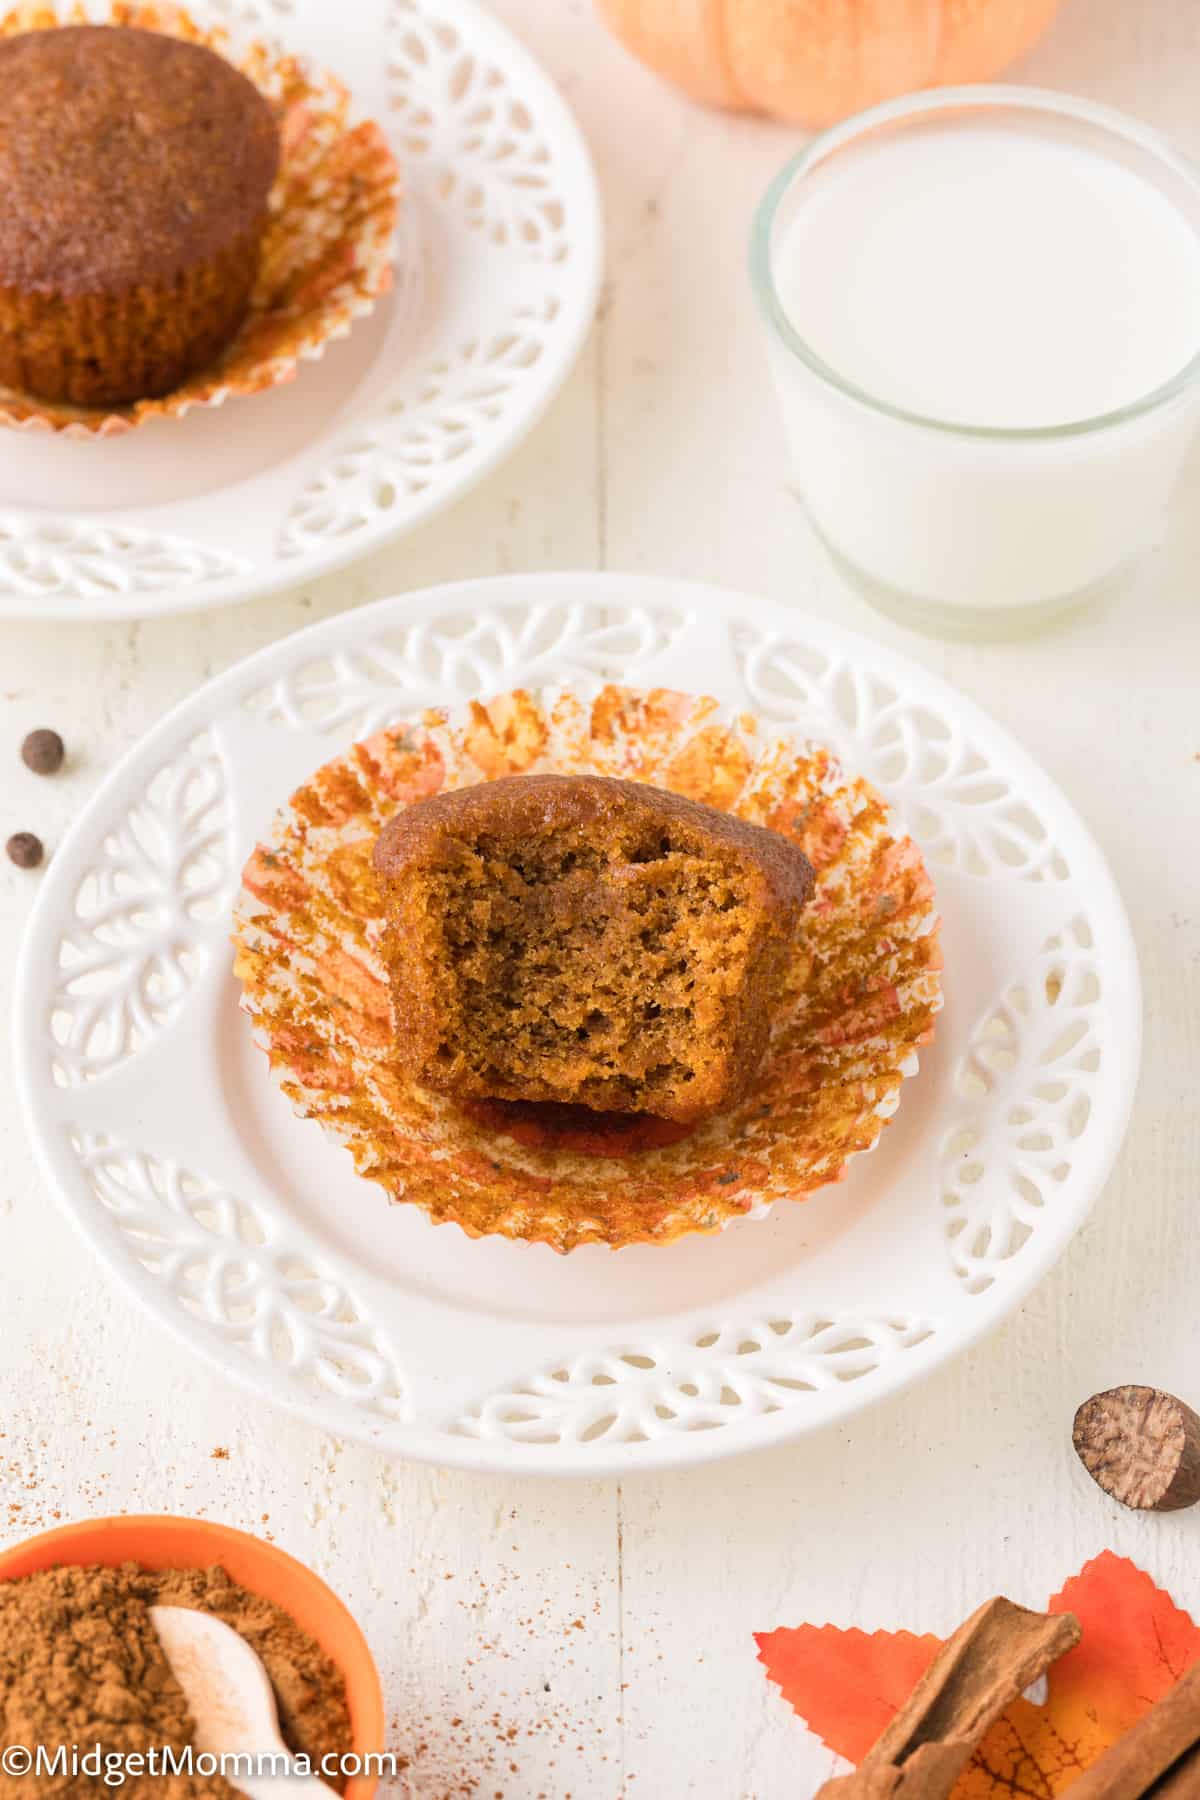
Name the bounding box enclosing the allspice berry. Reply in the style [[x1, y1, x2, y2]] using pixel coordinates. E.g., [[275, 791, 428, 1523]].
[[6, 831, 44, 870], [21, 728, 65, 774], [1073, 1385, 1200, 1512]]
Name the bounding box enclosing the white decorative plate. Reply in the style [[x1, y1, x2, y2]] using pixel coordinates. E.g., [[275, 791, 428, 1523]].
[[14, 575, 1141, 1474], [0, 0, 601, 622]]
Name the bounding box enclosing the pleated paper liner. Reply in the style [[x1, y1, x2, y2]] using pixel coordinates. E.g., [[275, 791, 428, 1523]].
[[0, 1, 400, 437], [233, 685, 943, 1253]]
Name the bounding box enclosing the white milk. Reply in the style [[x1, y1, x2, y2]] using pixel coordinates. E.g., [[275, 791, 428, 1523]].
[[757, 96, 1200, 627]]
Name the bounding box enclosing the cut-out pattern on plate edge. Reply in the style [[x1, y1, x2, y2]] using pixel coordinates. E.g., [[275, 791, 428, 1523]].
[[455, 1316, 937, 1446], [50, 733, 231, 1087], [242, 601, 689, 733], [940, 916, 1103, 1294], [70, 1134, 409, 1420]]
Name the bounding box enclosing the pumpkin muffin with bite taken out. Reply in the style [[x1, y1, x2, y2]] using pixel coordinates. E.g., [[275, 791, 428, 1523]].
[[373, 772, 815, 1125]]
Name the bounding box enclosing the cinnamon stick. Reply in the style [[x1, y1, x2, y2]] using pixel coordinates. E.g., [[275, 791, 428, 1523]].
[[814, 1597, 1081, 1799], [1059, 1663, 1200, 1799], [1152, 1744, 1200, 1796]]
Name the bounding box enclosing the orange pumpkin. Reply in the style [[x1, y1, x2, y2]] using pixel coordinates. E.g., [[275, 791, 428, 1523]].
[[596, 0, 1065, 128]]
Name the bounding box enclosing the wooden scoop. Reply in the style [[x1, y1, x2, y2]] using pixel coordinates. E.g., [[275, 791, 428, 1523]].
[[151, 1605, 339, 1799]]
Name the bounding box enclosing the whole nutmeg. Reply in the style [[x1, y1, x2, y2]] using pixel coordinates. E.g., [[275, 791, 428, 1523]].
[[6, 831, 44, 869], [21, 728, 65, 775], [1073, 1385, 1200, 1512]]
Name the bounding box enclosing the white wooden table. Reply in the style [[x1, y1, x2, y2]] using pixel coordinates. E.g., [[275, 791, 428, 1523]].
[[3, 2, 1199, 1793]]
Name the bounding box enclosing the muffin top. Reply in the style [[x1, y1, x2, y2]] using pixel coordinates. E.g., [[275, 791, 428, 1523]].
[[0, 25, 280, 296], [374, 773, 816, 905]]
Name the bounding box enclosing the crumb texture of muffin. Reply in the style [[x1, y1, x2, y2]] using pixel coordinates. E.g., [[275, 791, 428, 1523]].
[[0, 23, 280, 407], [374, 773, 815, 1123]]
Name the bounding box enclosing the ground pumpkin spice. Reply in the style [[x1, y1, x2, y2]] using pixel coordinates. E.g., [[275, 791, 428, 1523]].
[[0, 1562, 352, 1797]]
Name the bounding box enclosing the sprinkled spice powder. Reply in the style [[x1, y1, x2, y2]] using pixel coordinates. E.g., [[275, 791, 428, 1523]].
[[0, 1562, 352, 1797]]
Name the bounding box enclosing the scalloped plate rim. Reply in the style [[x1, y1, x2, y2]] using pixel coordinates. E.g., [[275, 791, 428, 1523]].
[[12, 574, 1143, 1473]]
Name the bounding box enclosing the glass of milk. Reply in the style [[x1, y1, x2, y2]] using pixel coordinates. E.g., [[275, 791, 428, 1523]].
[[751, 88, 1200, 637]]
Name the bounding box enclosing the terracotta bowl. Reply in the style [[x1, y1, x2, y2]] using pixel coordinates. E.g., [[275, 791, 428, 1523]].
[[0, 1514, 385, 1799]]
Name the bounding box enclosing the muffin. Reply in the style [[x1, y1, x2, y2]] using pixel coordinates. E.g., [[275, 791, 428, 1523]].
[[373, 773, 815, 1124], [0, 24, 280, 408]]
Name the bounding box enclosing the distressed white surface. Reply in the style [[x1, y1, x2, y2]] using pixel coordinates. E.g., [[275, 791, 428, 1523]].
[[2, 1, 1199, 1795]]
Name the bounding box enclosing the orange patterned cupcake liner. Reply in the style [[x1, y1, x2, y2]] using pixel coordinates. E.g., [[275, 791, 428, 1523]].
[[0, 2, 399, 437], [232, 685, 943, 1253]]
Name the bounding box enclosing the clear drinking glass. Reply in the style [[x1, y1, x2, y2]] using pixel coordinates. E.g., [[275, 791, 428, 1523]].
[[750, 87, 1200, 639]]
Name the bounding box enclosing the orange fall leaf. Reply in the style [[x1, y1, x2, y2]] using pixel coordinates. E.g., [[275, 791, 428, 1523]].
[[755, 1552, 1200, 1797]]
